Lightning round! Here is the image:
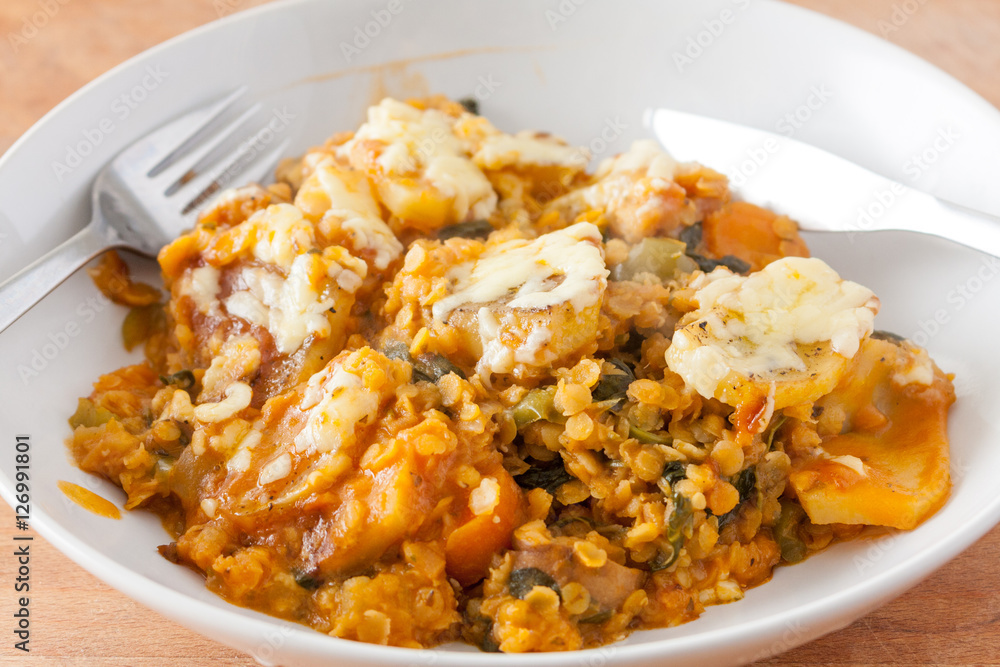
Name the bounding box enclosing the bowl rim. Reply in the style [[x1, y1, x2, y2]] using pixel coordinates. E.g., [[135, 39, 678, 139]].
[[3, 0, 1000, 664]]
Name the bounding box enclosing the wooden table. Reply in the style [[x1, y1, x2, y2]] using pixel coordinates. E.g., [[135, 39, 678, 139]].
[[2, 1, 999, 664]]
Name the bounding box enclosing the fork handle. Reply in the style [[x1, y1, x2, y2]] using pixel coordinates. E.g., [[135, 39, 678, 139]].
[[0, 223, 115, 335]]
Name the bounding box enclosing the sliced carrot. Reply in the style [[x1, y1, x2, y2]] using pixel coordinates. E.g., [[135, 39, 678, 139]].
[[444, 467, 522, 586], [703, 202, 809, 271]]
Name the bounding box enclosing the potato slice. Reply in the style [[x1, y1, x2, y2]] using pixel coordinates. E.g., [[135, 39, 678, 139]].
[[666, 257, 879, 427], [788, 337, 954, 529], [303, 454, 423, 575], [339, 98, 497, 232], [430, 222, 609, 379]]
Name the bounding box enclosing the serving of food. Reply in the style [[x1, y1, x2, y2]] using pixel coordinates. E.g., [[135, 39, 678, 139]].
[[65, 95, 954, 652]]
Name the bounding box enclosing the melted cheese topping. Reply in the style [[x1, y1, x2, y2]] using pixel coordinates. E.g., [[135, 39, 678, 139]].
[[892, 341, 935, 387], [431, 222, 608, 321], [226, 430, 261, 474], [293, 362, 379, 454], [297, 166, 404, 271], [180, 266, 222, 315], [576, 140, 682, 223], [341, 98, 497, 221], [473, 131, 583, 170], [249, 204, 316, 270], [259, 453, 292, 485], [593, 139, 679, 181], [831, 454, 867, 477], [667, 257, 879, 400], [199, 335, 261, 400], [224, 255, 341, 355]]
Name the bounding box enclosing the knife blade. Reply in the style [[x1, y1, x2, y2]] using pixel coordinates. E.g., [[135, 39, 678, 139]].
[[647, 108, 1000, 258]]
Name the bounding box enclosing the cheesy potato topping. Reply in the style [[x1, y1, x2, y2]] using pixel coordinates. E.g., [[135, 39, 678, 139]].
[[68, 96, 954, 653], [667, 257, 880, 412]]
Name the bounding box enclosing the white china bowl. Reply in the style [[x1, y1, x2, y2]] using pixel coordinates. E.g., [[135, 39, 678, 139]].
[[2, 1, 1000, 665]]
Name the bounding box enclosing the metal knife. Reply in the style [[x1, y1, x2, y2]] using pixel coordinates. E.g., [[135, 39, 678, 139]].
[[647, 109, 1000, 258]]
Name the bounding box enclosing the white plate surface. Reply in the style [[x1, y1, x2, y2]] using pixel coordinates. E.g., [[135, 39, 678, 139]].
[[2, 1, 999, 665]]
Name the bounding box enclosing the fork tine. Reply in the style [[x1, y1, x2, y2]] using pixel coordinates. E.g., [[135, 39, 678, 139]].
[[158, 102, 263, 196], [179, 137, 291, 217], [173, 122, 282, 208], [236, 138, 292, 185], [140, 86, 249, 177]]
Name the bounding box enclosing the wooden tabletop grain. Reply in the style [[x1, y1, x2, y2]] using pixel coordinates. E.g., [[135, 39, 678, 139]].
[[2, 1, 999, 664]]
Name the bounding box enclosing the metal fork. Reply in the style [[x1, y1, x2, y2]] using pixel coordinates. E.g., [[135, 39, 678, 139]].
[[0, 88, 290, 334]]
